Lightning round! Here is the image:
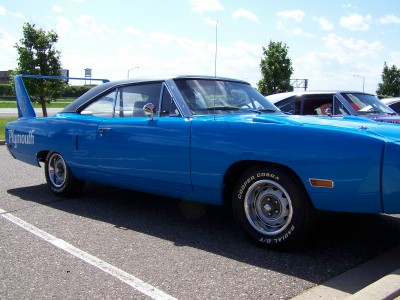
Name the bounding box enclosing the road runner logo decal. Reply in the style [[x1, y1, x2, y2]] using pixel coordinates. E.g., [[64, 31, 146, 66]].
[[8, 130, 35, 148]]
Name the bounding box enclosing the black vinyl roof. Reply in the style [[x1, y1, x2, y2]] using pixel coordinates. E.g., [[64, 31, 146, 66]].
[[61, 75, 249, 113]]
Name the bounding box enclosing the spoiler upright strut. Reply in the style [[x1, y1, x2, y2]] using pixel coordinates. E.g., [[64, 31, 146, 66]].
[[13, 74, 110, 119]]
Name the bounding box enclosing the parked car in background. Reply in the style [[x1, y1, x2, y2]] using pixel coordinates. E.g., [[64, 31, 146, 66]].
[[267, 91, 400, 123], [6, 75, 400, 249], [381, 97, 400, 114]]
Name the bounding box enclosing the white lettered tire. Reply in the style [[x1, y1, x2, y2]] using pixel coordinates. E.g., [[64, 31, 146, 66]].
[[232, 165, 316, 249]]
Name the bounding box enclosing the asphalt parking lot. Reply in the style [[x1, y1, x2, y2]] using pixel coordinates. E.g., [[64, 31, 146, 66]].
[[1, 144, 400, 299]]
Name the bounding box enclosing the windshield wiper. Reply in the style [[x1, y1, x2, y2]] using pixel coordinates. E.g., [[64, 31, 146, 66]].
[[258, 108, 277, 112], [206, 106, 240, 110], [249, 108, 277, 114], [358, 109, 381, 115], [205, 107, 277, 114]]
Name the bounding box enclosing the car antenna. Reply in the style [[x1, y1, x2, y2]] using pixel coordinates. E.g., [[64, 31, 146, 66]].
[[213, 20, 218, 121]]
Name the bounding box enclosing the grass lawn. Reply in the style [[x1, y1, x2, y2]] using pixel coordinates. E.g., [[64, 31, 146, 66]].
[[0, 102, 70, 109], [0, 117, 17, 140], [0, 98, 75, 109]]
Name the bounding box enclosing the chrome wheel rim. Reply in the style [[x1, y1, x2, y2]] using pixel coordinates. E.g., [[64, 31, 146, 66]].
[[48, 153, 66, 188], [244, 180, 293, 236]]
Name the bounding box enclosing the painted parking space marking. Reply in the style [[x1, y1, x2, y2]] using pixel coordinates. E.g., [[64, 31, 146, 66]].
[[0, 208, 176, 300]]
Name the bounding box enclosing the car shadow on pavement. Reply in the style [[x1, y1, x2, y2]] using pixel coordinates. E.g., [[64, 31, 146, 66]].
[[7, 182, 400, 285]]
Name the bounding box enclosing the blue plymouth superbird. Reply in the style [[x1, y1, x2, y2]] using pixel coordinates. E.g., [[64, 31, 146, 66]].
[[6, 74, 400, 249]]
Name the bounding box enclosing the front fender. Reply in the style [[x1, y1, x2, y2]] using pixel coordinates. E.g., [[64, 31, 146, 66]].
[[382, 142, 400, 213]]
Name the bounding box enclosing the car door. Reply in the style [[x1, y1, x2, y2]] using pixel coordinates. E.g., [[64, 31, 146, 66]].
[[87, 82, 192, 192]]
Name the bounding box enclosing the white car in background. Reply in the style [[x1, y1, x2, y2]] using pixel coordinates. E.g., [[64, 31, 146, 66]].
[[267, 90, 400, 123], [381, 97, 400, 114]]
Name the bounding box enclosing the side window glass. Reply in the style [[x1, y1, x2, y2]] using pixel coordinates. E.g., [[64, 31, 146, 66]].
[[81, 90, 116, 117], [293, 96, 302, 114], [276, 96, 296, 114], [302, 95, 332, 115], [114, 82, 162, 118], [160, 86, 180, 117], [390, 102, 400, 113]]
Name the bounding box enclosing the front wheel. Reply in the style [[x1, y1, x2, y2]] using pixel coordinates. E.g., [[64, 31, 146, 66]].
[[232, 166, 316, 249], [45, 152, 84, 197]]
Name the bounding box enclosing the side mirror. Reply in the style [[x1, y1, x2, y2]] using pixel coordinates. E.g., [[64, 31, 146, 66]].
[[143, 103, 157, 120]]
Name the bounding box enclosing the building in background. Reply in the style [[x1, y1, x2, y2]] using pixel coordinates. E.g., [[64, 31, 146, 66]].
[[0, 70, 13, 84]]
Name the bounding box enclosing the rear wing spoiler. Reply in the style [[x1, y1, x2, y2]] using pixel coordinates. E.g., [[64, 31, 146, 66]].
[[14, 74, 110, 119]]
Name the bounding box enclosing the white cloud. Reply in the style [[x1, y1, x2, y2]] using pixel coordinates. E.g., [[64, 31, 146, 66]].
[[322, 33, 382, 64], [0, 28, 18, 69], [10, 12, 24, 18], [190, 0, 223, 13], [277, 10, 305, 22], [342, 4, 356, 9], [75, 14, 116, 39], [204, 17, 218, 27], [292, 33, 384, 93], [56, 16, 72, 38], [313, 16, 334, 31], [63, 28, 262, 85], [232, 8, 259, 23], [340, 14, 371, 31], [277, 10, 307, 35], [124, 27, 145, 38], [378, 14, 400, 25], [276, 10, 311, 37], [1, 6, 24, 18], [388, 51, 400, 66], [276, 20, 285, 31], [293, 28, 313, 38], [53, 5, 63, 13]]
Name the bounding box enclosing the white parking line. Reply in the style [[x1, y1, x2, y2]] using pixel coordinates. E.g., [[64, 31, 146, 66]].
[[0, 208, 177, 300]]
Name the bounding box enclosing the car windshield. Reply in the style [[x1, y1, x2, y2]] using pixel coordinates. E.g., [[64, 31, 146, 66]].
[[341, 93, 396, 115], [174, 79, 278, 115]]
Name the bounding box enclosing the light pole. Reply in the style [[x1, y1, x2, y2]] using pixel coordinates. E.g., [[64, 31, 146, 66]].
[[127, 66, 140, 78], [353, 74, 365, 92]]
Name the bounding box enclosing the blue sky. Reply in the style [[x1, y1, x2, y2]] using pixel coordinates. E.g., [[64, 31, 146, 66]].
[[1, 0, 399, 94]]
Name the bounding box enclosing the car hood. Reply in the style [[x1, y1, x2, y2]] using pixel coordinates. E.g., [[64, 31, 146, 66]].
[[206, 113, 400, 143]]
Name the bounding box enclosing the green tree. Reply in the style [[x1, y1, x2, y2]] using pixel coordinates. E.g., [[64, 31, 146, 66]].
[[376, 62, 400, 97], [257, 40, 294, 96], [14, 22, 64, 117]]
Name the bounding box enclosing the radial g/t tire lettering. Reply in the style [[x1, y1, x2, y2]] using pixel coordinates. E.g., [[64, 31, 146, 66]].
[[232, 165, 316, 249]]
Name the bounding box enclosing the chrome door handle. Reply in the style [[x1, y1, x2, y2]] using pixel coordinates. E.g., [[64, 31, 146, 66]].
[[98, 127, 112, 137], [98, 127, 112, 133]]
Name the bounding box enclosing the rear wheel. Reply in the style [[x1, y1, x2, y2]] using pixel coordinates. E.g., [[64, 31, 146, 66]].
[[45, 152, 84, 197], [232, 165, 316, 249]]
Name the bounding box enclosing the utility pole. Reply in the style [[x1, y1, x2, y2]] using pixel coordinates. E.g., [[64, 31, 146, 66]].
[[353, 74, 365, 92], [127, 67, 140, 78]]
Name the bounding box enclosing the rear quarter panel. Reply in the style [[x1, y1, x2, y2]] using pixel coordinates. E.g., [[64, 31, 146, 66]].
[[6, 114, 101, 176]]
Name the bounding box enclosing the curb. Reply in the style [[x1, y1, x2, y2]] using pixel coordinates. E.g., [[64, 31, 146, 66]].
[[0, 140, 4, 145], [347, 268, 400, 299], [291, 245, 400, 299]]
